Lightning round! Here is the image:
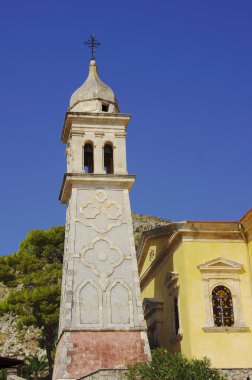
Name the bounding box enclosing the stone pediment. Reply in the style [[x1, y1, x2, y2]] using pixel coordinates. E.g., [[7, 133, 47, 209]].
[[198, 257, 243, 273]]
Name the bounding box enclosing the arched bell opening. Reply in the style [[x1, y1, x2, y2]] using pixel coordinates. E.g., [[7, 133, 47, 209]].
[[83, 142, 94, 173], [104, 143, 114, 174]]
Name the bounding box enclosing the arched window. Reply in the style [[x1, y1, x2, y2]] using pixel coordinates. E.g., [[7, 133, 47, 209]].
[[104, 143, 113, 174], [84, 143, 94, 173], [212, 285, 234, 327]]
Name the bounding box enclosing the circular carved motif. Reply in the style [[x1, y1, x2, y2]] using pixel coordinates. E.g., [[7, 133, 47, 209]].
[[95, 189, 108, 203], [98, 251, 107, 261]]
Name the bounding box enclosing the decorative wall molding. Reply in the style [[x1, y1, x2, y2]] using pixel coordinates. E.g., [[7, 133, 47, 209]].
[[79, 236, 124, 278], [76, 279, 102, 327], [106, 280, 134, 327], [198, 257, 243, 274], [78, 188, 125, 233], [80, 200, 100, 219], [198, 257, 246, 329], [95, 189, 107, 203], [103, 200, 122, 220]]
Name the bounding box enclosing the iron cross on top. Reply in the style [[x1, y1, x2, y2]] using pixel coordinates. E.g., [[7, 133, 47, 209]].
[[85, 33, 101, 60]]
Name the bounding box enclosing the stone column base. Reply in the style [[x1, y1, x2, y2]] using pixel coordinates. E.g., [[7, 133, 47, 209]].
[[53, 330, 149, 380]]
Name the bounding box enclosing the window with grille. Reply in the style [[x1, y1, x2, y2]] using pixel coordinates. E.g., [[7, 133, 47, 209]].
[[212, 285, 234, 327]]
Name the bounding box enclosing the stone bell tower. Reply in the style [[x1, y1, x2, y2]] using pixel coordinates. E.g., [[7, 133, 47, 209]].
[[52, 58, 150, 380]]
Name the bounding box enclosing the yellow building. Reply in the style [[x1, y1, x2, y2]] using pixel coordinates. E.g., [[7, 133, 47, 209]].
[[138, 209, 252, 378]]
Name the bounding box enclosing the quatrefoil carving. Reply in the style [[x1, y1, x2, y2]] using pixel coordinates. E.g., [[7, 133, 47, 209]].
[[81, 237, 124, 278], [103, 201, 122, 220], [78, 189, 125, 233], [80, 201, 100, 219]]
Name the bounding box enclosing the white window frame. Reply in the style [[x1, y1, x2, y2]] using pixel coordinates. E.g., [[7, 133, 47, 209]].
[[198, 257, 249, 332]]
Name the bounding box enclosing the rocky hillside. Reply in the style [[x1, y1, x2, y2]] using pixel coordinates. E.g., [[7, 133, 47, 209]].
[[0, 213, 170, 359], [0, 284, 43, 359], [132, 212, 171, 249]]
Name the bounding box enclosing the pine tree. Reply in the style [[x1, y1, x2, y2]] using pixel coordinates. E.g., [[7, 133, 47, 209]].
[[0, 226, 64, 378]]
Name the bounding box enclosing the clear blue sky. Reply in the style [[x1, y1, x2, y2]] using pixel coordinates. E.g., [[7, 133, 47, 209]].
[[0, 0, 251, 255]]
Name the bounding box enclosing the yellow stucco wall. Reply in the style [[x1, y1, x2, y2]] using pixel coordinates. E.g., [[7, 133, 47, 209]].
[[248, 240, 252, 280], [141, 241, 192, 355], [139, 236, 168, 278], [140, 237, 252, 369], [181, 240, 252, 368]]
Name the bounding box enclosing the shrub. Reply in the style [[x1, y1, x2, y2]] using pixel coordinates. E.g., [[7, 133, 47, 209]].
[[24, 354, 48, 380], [126, 348, 226, 380]]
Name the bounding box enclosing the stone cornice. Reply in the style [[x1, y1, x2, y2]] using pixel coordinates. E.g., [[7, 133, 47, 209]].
[[59, 173, 136, 203], [57, 327, 147, 344], [240, 208, 252, 243], [61, 112, 131, 143]]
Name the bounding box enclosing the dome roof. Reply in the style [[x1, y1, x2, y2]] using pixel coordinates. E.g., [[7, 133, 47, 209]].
[[69, 60, 119, 113]]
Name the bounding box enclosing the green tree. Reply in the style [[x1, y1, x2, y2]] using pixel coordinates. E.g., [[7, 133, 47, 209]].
[[0, 226, 64, 378], [24, 354, 48, 380], [126, 348, 226, 380]]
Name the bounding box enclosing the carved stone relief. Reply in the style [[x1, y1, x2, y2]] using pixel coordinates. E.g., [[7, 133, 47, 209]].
[[80, 283, 99, 324], [80, 236, 124, 279], [76, 279, 102, 326], [80, 201, 100, 219], [106, 280, 133, 327], [73, 188, 136, 328], [78, 189, 125, 233]]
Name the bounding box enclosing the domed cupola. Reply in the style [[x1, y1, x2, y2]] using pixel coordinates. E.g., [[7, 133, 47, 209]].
[[69, 60, 119, 113]]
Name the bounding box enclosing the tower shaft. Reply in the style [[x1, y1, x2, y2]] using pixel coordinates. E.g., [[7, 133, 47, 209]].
[[53, 61, 150, 380]]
